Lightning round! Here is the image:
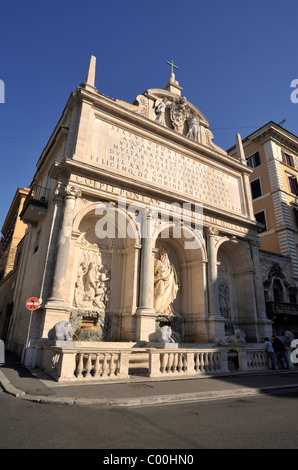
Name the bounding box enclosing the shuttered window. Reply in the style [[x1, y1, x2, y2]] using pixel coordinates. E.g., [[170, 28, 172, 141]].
[[293, 207, 298, 228], [281, 150, 295, 168], [289, 175, 298, 195], [255, 210, 267, 232], [247, 152, 260, 168], [250, 179, 262, 199]]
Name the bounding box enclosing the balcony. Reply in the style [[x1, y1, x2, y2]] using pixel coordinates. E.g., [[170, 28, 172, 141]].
[[266, 301, 298, 319], [20, 185, 50, 224]]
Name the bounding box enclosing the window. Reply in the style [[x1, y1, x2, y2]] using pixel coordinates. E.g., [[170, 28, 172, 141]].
[[247, 151, 260, 168], [250, 178, 262, 199], [255, 210, 267, 232], [282, 150, 295, 168], [273, 279, 284, 302], [293, 207, 298, 228], [33, 230, 41, 253], [288, 175, 298, 195], [15, 252, 21, 268]]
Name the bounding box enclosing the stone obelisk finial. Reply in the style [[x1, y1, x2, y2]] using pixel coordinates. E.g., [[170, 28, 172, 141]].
[[85, 55, 96, 91], [235, 133, 247, 165]]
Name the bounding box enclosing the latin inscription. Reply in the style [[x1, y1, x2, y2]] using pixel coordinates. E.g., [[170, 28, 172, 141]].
[[73, 176, 255, 236], [90, 119, 242, 213]]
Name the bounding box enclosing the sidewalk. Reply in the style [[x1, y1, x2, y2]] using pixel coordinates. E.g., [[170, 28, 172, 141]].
[[1, 351, 298, 407]]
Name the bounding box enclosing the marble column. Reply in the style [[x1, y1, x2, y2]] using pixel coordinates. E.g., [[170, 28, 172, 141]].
[[250, 239, 272, 340], [48, 185, 81, 303], [206, 226, 225, 342], [206, 227, 220, 315], [136, 213, 156, 341], [250, 240, 267, 318]]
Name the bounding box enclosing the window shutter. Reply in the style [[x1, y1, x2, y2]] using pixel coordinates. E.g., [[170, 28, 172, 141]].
[[281, 150, 286, 163], [293, 208, 298, 228], [250, 179, 262, 199], [255, 152, 260, 166], [255, 211, 267, 232], [289, 176, 298, 195], [290, 154, 295, 168]]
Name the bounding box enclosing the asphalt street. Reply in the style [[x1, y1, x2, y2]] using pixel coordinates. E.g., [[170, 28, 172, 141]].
[[1, 385, 298, 449]]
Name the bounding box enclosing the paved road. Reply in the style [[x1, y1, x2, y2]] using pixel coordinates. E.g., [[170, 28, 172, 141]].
[[1, 386, 298, 450]]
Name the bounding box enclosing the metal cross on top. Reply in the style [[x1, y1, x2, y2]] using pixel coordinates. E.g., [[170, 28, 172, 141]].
[[166, 59, 178, 75]]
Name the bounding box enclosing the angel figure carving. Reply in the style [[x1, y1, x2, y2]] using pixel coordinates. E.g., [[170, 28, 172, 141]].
[[154, 98, 167, 126], [187, 114, 200, 141]]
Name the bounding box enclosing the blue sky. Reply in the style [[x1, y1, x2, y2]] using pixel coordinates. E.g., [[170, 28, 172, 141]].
[[0, 0, 297, 230]]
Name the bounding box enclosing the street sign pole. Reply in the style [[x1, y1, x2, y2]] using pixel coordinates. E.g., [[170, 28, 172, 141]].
[[21, 298, 40, 364]]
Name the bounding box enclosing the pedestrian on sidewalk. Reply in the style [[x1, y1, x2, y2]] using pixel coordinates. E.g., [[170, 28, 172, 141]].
[[264, 337, 276, 370], [272, 335, 290, 369]]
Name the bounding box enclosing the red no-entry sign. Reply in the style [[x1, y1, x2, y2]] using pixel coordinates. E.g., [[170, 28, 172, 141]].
[[26, 297, 40, 311]]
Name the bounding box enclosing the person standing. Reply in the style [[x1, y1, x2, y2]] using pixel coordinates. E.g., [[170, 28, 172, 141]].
[[265, 337, 276, 370], [272, 335, 290, 369]]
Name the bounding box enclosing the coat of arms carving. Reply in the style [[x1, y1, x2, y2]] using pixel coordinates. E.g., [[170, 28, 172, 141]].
[[170, 97, 188, 134]]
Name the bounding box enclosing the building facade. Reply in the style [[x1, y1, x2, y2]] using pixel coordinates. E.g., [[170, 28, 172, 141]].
[[228, 122, 298, 335], [4, 57, 272, 366], [0, 188, 29, 341]]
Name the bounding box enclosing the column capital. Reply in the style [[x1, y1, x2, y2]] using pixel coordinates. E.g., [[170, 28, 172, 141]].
[[250, 238, 262, 248], [206, 226, 219, 237], [52, 183, 82, 202], [64, 185, 82, 199]]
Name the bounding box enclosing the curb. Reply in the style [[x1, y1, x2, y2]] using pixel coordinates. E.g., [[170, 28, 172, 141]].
[[0, 370, 25, 398], [1, 368, 298, 407]]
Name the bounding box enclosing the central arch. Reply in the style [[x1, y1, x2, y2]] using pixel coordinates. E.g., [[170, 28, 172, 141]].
[[152, 221, 207, 342]]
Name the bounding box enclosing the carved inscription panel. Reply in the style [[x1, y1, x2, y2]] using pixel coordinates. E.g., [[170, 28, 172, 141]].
[[90, 119, 242, 214]]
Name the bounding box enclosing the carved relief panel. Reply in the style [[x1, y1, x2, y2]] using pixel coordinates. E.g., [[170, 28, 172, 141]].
[[73, 230, 112, 312]]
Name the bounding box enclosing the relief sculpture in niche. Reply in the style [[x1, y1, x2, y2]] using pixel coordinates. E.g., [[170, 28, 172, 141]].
[[218, 261, 234, 334], [71, 247, 111, 341], [74, 260, 110, 311]]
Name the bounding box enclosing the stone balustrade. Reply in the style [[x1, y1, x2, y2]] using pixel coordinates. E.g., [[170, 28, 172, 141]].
[[147, 348, 229, 377], [41, 343, 293, 382], [74, 350, 128, 379], [237, 347, 294, 371], [237, 348, 268, 371], [41, 344, 132, 382]]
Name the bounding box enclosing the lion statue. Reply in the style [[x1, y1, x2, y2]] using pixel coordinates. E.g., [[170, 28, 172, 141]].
[[157, 325, 176, 343], [219, 328, 246, 346], [48, 321, 73, 341]]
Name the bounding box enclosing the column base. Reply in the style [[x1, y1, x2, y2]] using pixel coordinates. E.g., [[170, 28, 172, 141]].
[[208, 314, 226, 343], [135, 307, 157, 342], [40, 301, 71, 338]]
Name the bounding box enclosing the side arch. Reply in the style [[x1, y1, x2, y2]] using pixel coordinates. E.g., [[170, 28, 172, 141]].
[[216, 238, 258, 341]]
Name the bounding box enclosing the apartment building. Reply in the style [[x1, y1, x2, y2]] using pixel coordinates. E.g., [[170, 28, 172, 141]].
[[0, 188, 29, 340], [228, 122, 298, 334]]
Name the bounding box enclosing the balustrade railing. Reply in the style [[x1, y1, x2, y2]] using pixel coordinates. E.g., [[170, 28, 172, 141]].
[[75, 351, 122, 378], [246, 350, 267, 370], [41, 345, 132, 382], [236, 348, 269, 371], [147, 348, 229, 377], [41, 343, 285, 382], [159, 351, 188, 374], [194, 350, 222, 373]]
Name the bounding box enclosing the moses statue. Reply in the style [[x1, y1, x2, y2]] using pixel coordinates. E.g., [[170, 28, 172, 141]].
[[154, 249, 179, 314]]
